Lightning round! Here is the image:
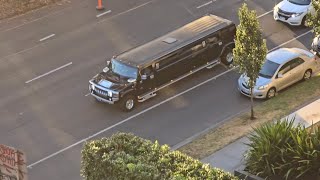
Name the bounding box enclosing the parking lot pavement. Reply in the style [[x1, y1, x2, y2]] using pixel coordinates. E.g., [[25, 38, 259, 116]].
[[0, 0, 317, 180]]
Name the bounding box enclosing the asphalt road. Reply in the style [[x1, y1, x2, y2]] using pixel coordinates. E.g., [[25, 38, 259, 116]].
[[0, 0, 315, 179]]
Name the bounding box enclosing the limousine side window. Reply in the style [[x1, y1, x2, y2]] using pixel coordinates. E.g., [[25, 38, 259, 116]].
[[207, 36, 218, 44], [191, 41, 206, 52], [158, 51, 180, 68], [220, 26, 235, 41], [191, 40, 207, 56]]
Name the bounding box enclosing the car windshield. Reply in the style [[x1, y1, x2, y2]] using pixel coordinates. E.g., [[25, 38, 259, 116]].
[[259, 60, 280, 79], [111, 59, 138, 79], [288, 0, 311, 5]]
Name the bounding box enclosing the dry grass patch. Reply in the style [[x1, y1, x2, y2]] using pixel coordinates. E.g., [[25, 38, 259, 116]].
[[0, 0, 62, 20], [179, 75, 320, 160]]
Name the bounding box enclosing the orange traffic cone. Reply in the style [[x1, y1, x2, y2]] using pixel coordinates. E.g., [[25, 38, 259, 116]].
[[96, 0, 104, 10]]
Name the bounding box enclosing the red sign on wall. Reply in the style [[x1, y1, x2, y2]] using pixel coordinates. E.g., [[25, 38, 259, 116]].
[[0, 144, 28, 180]]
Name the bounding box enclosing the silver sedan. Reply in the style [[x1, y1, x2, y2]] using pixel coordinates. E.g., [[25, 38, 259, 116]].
[[238, 47, 319, 99]]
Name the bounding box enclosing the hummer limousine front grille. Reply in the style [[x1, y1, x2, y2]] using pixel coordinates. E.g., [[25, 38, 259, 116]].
[[94, 88, 111, 98]]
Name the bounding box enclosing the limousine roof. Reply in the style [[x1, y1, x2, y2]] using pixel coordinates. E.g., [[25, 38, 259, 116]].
[[115, 14, 234, 68]]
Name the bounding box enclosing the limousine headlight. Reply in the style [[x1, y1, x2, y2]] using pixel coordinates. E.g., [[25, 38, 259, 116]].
[[258, 84, 269, 90], [89, 84, 95, 91], [107, 91, 113, 97]]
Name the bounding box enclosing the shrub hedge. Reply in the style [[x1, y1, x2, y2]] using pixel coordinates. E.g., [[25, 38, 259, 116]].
[[81, 132, 238, 180], [245, 118, 320, 180]]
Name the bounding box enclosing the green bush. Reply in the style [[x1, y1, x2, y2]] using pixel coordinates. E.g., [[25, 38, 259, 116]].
[[81, 132, 238, 180], [245, 117, 320, 180]]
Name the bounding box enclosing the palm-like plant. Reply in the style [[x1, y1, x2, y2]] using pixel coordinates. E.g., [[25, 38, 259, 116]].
[[245, 117, 320, 180]]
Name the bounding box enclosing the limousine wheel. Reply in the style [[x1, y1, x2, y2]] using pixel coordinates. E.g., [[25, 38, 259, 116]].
[[221, 48, 233, 65], [120, 95, 136, 112]]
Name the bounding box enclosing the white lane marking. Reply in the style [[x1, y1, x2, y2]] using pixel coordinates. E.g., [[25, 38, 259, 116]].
[[26, 66, 236, 169], [39, 34, 55, 42], [257, 10, 273, 18], [270, 30, 312, 52], [197, 1, 214, 9], [96, 10, 112, 18], [99, 0, 153, 23], [25, 62, 72, 84], [85, 93, 90, 96]]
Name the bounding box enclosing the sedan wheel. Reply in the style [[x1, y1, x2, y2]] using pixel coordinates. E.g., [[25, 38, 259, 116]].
[[266, 88, 276, 99], [303, 69, 312, 80]]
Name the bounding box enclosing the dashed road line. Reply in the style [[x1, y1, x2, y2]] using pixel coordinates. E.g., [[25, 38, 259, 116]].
[[197, 1, 214, 9], [99, 0, 153, 23], [270, 30, 312, 52], [39, 34, 55, 42], [25, 62, 73, 84], [96, 10, 112, 18], [257, 10, 273, 18]]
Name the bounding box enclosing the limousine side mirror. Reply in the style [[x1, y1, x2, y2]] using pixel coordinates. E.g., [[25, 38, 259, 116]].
[[141, 74, 147, 80], [128, 78, 137, 83], [106, 60, 111, 67], [103, 67, 109, 73]]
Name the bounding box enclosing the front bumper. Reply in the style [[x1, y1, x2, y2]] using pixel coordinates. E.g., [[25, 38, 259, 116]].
[[237, 79, 267, 99], [273, 10, 304, 26], [89, 82, 120, 104], [90, 92, 118, 104]]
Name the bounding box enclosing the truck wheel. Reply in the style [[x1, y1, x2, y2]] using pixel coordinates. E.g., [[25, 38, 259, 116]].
[[221, 48, 233, 65], [120, 95, 136, 112]]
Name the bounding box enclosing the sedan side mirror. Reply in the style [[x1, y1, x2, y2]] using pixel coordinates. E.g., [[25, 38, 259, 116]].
[[106, 60, 111, 67], [277, 73, 283, 78]]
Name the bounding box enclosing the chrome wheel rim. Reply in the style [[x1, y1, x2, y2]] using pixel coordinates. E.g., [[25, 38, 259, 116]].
[[304, 71, 311, 79], [226, 52, 233, 63], [268, 89, 275, 98], [126, 99, 134, 110]]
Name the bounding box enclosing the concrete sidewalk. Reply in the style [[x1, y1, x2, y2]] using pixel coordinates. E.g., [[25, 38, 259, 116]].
[[202, 97, 320, 174]]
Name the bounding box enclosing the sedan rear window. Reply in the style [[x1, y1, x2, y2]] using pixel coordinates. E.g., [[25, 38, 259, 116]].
[[259, 60, 280, 79]]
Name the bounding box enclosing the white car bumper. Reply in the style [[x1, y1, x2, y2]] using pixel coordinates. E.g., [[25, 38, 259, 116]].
[[273, 10, 304, 26]]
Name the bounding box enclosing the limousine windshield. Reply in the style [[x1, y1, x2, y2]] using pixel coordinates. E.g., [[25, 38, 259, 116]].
[[111, 59, 138, 79]]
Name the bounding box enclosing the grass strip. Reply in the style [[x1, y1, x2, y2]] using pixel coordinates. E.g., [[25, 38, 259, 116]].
[[178, 75, 320, 160], [0, 0, 62, 20]]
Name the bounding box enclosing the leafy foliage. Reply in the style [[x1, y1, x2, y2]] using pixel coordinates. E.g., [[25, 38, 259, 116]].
[[233, 3, 267, 119], [306, 0, 320, 35], [245, 117, 320, 180], [81, 132, 238, 180]]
